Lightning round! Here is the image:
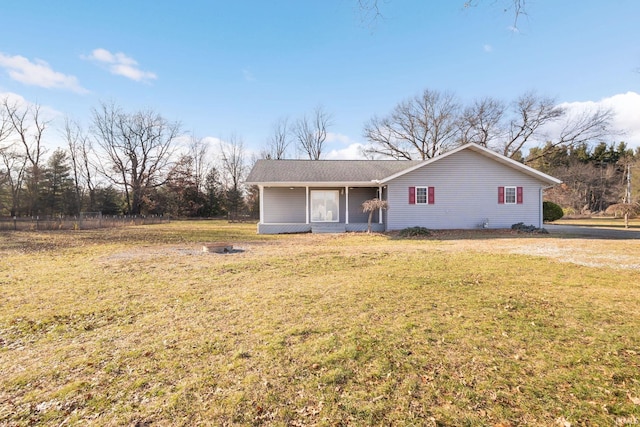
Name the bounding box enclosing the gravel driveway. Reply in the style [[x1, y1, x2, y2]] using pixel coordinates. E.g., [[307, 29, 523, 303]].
[[545, 224, 640, 239]]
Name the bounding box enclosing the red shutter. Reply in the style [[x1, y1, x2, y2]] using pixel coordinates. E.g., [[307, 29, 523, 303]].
[[409, 187, 415, 204], [428, 186, 435, 204], [498, 186, 504, 204], [517, 186, 523, 204]]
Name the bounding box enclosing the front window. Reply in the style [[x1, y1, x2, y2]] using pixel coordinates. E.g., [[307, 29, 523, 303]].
[[311, 190, 339, 222], [415, 186, 428, 204], [505, 186, 516, 204]]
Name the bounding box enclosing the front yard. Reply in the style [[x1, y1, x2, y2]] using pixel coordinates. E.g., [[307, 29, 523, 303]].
[[1, 221, 639, 426]]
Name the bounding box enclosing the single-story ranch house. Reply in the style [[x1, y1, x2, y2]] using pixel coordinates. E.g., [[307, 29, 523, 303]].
[[245, 143, 562, 234]]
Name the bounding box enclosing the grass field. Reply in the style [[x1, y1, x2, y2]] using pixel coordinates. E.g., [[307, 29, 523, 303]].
[[1, 221, 639, 426]]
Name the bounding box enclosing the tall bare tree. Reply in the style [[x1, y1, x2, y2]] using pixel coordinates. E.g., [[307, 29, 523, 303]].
[[91, 102, 180, 215], [262, 117, 290, 159], [2, 98, 47, 172], [220, 135, 246, 220], [187, 135, 211, 193], [2, 98, 49, 215], [503, 91, 614, 161], [0, 146, 26, 217], [293, 106, 332, 160], [0, 100, 14, 213], [458, 97, 505, 147], [0, 99, 13, 150], [358, 0, 528, 28], [500, 92, 563, 158], [363, 89, 615, 163], [63, 117, 98, 214], [364, 89, 460, 160]]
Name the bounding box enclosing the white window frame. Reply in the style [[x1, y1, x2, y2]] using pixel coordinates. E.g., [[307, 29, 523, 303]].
[[415, 186, 428, 204], [310, 190, 340, 222], [504, 186, 517, 204]]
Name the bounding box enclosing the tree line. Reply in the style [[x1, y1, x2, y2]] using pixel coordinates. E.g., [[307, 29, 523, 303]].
[[530, 141, 639, 215], [1, 89, 637, 221], [0, 99, 252, 220]]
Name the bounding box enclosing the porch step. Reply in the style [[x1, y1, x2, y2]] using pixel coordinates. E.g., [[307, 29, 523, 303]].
[[311, 223, 347, 234]]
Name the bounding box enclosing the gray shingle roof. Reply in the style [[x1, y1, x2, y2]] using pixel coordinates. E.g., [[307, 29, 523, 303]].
[[245, 159, 421, 184]]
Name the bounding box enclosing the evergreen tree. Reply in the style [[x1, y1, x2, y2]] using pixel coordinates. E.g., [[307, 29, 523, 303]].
[[203, 167, 224, 217], [41, 149, 75, 216]]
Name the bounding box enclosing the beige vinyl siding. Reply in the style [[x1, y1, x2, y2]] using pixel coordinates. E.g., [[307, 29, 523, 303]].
[[263, 187, 306, 223], [386, 149, 545, 230]]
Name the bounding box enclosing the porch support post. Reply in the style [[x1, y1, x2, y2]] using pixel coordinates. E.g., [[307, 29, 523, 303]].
[[345, 186, 349, 225], [259, 185, 264, 224], [305, 186, 309, 224], [378, 186, 383, 224]]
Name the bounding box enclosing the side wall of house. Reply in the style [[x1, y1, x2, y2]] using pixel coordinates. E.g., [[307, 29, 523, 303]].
[[386, 150, 546, 230]]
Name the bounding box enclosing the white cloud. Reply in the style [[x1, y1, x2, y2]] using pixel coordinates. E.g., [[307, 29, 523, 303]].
[[84, 48, 157, 83], [483, 44, 493, 53], [326, 132, 354, 145], [0, 52, 88, 94], [325, 143, 368, 160], [323, 132, 369, 159], [557, 92, 640, 150]]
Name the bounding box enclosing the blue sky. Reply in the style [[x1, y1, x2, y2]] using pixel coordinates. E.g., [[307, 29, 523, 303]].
[[1, 1, 639, 159]]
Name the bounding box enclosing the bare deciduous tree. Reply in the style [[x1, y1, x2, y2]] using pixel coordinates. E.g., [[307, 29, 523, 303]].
[[188, 135, 211, 193], [359, 0, 528, 28], [91, 102, 180, 215], [501, 92, 564, 158], [503, 92, 614, 161], [0, 99, 13, 150], [0, 100, 14, 212], [2, 98, 47, 171], [363, 89, 615, 164], [293, 106, 332, 160], [0, 146, 26, 217], [261, 117, 290, 160], [605, 202, 639, 228], [364, 89, 460, 160], [2, 98, 49, 215], [458, 97, 505, 147], [220, 135, 246, 220], [63, 117, 98, 214]]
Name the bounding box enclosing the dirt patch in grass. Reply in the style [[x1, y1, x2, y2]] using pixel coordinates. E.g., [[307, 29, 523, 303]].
[[100, 228, 640, 271], [433, 236, 640, 270], [387, 228, 640, 270]]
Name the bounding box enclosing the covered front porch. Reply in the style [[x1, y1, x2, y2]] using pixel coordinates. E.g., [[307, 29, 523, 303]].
[[257, 185, 386, 234]]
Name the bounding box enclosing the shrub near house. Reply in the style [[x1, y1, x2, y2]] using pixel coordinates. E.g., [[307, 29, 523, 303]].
[[543, 201, 564, 222]]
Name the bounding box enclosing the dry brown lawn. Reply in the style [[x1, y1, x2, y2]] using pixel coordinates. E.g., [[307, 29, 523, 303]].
[[1, 222, 639, 426]]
